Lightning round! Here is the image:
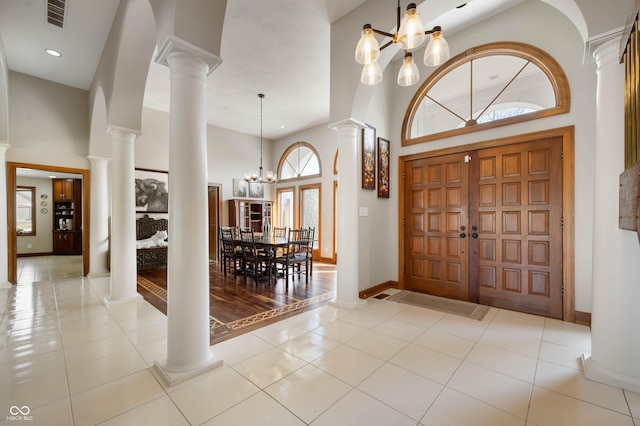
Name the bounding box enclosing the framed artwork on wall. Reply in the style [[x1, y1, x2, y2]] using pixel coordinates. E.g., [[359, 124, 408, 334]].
[[362, 124, 376, 190], [249, 182, 264, 198], [135, 168, 169, 213], [233, 178, 248, 198], [377, 137, 390, 198]]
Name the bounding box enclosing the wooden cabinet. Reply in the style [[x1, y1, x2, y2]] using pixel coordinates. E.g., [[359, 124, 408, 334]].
[[228, 199, 272, 232], [53, 231, 81, 255], [53, 179, 74, 201], [52, 179, 83, 255]]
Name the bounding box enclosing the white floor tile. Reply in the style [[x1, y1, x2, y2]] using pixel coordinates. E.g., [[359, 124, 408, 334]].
[[211, 332, 273, 365], [311, 388, 416, 426], [203, 391, 305, 426], [534, 360, 629, 414], [346, 329, 408, 361], [447, 362, 532, 419], [528, 386, 634, 426], [479, 327, 542, 358], [265, 363, 351, 424], [233, 347, 306, 388], [373, 317, 427, 342], [98, 395, 189, 426], [538, 341, 585, 371], [312, 344, 385, 386], [390, 343, 461, 384], [421, 387, 526, 426], [278, 331, 340, 363], [466, 343, 538, 383], [169, 367, 259, 425], [70, 370, 164, 426], [357, 363, 442, 421], [413, 328, 475, 359], [311, 319, 367, 343]]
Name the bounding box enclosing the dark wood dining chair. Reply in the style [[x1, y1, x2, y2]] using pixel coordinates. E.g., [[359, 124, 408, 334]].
[[273, 227, 287, 238], [220, 226, 241, 277], [239, 228, 272, 284], [273, 228, 310, 287]]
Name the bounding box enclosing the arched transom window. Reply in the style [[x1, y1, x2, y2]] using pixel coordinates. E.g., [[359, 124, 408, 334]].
[[277, 142, 321, 181], [402, 42, 570, 146]]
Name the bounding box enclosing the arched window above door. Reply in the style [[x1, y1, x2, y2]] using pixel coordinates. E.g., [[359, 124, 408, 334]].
[[277, 142, 321, 182], [402, 42, 570, 146]]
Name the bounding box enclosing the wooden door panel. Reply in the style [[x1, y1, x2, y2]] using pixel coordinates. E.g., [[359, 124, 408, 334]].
[[472, 137, 562, 318], [404, 136, 564, 318], [405, 154, 469, 300]]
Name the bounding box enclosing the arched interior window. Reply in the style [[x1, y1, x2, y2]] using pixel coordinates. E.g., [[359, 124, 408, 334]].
[[402, 42, 570, 146], [277, 142, 321, 181]]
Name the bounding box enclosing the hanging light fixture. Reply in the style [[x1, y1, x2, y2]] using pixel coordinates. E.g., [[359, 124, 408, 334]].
[[245, 93, 277, 184], [355, 1, 450, 86]]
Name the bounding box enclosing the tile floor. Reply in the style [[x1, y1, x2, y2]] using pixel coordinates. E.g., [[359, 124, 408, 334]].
[[1, 257, 639, 425]]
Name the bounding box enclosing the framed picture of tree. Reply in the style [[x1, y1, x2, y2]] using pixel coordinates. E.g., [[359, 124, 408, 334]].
[[362, 125, 376, 190], [377, 137, 390, 198]]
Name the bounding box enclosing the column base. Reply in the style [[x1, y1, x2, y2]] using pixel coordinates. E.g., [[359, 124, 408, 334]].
[[582, 354, 640, 393], [153, 349, 224, 386], [87, 271, 110, 278], [330, 298, 367, 310], [0, 281, 13, 289], [104, 293, 144, 306]]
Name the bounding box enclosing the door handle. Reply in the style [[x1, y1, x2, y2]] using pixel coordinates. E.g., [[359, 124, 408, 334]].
[[471, 233, 478, 238], [460, 233, 466, 238]]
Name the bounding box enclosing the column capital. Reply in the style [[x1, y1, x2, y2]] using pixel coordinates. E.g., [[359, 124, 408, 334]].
[[0, 142, 10, 156], [155, 35, 222, 77], [584, 28, 625, 64], [592, 36, 623, 69], [329, 118, 367, 132], [107, 125, 141, 139], [87, 155, 111, 163]]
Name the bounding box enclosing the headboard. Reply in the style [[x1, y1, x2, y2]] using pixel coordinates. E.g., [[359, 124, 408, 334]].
[[136, 214, 168, 240]]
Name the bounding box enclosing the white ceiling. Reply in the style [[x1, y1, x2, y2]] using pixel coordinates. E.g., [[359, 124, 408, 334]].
[[0, 0, 526, 140]]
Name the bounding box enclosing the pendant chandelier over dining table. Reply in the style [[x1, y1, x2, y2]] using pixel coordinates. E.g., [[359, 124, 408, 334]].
[[245, 93, 277, 184], [355, 1, 451, 86]]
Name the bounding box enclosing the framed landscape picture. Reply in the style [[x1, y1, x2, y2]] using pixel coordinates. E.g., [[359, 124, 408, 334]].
[[377, 137, 390, 198], [362, 125, 376, 190], [135, 168, 168, 213]]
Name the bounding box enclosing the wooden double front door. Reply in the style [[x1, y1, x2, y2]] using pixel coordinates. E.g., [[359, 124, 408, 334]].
[[404, 137, 563, 318]]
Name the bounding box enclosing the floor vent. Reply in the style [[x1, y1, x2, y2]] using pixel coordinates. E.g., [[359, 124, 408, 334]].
[[46, 0, 66, 28]]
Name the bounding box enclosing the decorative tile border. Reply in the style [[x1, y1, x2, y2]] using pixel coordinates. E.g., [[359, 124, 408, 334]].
[[137, 275, 335, 336]]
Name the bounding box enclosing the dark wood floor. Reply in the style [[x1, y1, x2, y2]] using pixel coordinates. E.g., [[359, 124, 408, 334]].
[[137, 260, 336, 344]]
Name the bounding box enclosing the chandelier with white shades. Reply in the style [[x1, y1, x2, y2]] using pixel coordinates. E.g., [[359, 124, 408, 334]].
[[355, 1, 451, 86]]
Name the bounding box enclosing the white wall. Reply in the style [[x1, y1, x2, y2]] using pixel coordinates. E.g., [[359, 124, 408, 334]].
[[6, 71, 90, 169], [16, 177, 53, 254]]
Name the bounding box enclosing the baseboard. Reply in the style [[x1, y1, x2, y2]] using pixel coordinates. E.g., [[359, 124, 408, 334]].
[[318, 256, 336, 264], [574, 310, 591, 327], [17, 252, 52, 257], [359, 281, 399, 299]]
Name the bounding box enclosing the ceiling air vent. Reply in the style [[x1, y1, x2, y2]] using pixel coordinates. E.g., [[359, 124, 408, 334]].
[[46, 0, 66, 28]]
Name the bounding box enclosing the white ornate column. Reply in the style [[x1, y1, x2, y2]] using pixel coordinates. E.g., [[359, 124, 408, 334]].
[[153, 48, 223, 386], [583, 38, 640, 392], [329, 119, 367, 309], [108, 128, 141, 302], [0, 143, 10, 288], [87, 155, 110, 276]]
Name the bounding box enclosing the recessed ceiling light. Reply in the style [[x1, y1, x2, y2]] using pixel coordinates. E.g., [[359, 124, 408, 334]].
[[280, 125, 286, 129], [45, 49, 61, 57]]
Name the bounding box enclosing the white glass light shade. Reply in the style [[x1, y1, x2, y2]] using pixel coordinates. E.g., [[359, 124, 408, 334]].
[[397, 4, 425, 50], [355, 26, 380, 65], [424, 30, 450, 66], [361, 61, 383, 85], [397, 53, 419, 86]]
